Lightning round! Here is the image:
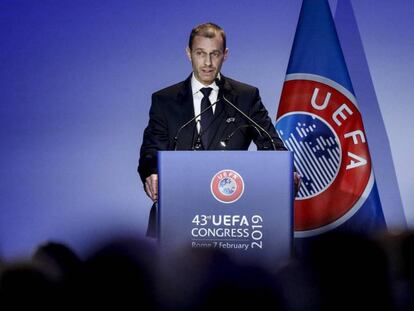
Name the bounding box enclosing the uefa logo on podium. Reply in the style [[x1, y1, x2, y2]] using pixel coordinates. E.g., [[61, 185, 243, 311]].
[[211, 169, 244, 204]]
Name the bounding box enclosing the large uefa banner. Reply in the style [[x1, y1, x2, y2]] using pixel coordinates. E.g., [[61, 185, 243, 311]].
[[276, 0, 386, 238]]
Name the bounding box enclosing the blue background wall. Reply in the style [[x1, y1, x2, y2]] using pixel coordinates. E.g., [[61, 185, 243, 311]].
[[1, 0, 413, 259]]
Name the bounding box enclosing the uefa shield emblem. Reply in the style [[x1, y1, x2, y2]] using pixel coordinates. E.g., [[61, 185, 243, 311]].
[[211, 169, 244, 203], [276, 74, 373, 236]]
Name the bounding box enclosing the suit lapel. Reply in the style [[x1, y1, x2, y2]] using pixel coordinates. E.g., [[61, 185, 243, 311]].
[[175, 75, 197, 150]]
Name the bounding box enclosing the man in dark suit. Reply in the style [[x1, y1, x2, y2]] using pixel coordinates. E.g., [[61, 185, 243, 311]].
[[138, 22, 292, 237]]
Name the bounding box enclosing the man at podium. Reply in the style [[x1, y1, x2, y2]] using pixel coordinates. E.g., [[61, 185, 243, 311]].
[[138, 22, 287, 237]]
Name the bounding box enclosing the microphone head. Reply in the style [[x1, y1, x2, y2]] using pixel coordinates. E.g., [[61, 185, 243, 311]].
[[214, 77, 224, 88]]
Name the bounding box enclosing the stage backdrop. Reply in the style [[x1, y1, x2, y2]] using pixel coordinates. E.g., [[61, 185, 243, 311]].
[[1, 0, 413, 259]]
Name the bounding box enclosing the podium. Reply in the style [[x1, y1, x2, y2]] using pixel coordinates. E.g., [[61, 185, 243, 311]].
[[158, 151, 293, 271]]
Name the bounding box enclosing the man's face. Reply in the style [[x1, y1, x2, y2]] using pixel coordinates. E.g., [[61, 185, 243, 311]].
[[186, 35, 228, 86]]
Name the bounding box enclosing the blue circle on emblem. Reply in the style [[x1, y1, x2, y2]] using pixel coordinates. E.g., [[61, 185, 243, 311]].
[[276, 113, 341, 199], [218, 177, 237, 196]]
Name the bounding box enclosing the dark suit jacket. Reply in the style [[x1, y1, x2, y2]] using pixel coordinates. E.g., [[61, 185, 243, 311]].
[[138, 74, 286, 236]]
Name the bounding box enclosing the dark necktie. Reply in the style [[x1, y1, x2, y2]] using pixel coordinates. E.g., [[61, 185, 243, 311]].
[[200, 87, 214, 148]]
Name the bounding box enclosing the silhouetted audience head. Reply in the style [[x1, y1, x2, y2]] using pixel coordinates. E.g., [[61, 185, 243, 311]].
[[401, 232, 414, 284], [3, 230, 414, 310], [157, 247, 285, 310], [0, 260, 58, 308], [306, 232, 394, 311], [80, 236, 157, 309], [32, 241, 82, 283], [193, 263, 284, 310]]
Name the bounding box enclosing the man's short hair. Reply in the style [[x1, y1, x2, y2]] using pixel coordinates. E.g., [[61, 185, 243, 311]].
[[188, 22, 226, 51]]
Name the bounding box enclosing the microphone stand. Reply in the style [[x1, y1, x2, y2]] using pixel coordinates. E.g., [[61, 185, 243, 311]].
[[173, 99, 220, 150], [222, 95, 277, 151], [220, 124, 263, 148], [192, 120, 203, 150]]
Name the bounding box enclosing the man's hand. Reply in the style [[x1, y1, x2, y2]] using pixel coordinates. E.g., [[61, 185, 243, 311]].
[[294, 172, 301, 197], [145, 174, 158, 202]]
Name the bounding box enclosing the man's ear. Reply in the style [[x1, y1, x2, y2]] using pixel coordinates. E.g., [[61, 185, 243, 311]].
[[185, 47, 192, 61], [223, 48, 229, 61]]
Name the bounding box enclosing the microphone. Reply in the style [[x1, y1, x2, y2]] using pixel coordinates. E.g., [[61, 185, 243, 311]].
[[215, 78, 278, 151], [173, 99, 220, 150], [192, 120, 203, 150], [220, 124, 262, 148]]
